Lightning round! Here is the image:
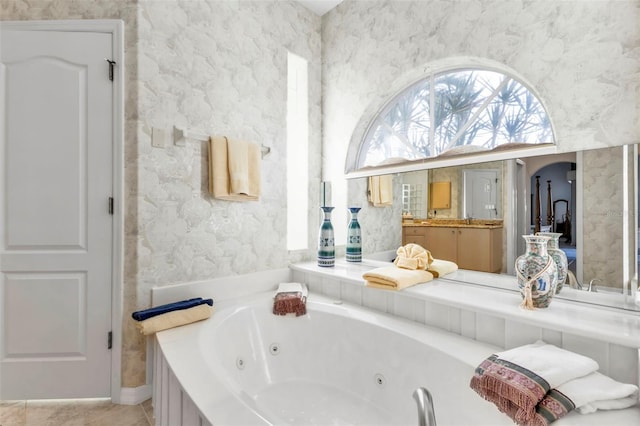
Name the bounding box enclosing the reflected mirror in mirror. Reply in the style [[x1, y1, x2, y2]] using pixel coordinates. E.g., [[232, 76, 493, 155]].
[[402, 160, 504, 220]]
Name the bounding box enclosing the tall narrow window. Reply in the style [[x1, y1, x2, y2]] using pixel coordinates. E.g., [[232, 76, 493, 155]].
[[287, 52, 309, 250]]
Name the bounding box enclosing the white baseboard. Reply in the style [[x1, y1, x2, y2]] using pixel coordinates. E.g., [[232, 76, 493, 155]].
[[114, 384, 152, 405]]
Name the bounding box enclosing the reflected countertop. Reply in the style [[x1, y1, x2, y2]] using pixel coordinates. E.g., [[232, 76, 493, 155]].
[[402, 219, 503, 229]]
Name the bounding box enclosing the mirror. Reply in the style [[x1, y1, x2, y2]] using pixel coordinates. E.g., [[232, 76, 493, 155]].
[[352, 144, 639, 310]]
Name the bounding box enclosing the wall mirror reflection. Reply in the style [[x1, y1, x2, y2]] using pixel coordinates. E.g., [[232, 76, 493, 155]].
[[353, 144, 639, 310]]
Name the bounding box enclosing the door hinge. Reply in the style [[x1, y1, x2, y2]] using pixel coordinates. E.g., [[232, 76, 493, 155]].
[[108, 331, 113, 350], [108, 197, 114, 215], [105, 59, 116, 81]]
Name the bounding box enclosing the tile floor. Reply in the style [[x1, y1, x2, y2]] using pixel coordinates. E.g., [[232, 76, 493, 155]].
[[0, 398, 153, 426]]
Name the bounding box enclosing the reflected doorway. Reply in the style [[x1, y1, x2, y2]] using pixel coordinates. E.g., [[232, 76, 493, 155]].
[[529, 162, 577, 276], [463, 169, 500, 220]]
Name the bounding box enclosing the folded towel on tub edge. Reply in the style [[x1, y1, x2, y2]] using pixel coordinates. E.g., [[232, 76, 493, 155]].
[[363, 265, 433, 290], [131, 297, 213, 321], [469, 340, 599, 423], [427, 258, 458, 278], [135, 304, 213, 335]]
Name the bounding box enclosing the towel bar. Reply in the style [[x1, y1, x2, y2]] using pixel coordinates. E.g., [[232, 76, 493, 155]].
[[173, 126, 271, 158]]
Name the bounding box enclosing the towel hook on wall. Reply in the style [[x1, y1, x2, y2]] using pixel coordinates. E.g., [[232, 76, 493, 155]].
[[173, 125, 271, 158]]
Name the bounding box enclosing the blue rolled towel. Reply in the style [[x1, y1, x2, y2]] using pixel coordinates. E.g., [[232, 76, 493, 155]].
[[132, 297, 214, 321]]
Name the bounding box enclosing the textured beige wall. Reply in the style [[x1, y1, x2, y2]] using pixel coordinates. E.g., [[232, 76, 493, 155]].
[[582, 147, 625, 288], [128, 0, 322, 387], [1, 0, 321, 388]]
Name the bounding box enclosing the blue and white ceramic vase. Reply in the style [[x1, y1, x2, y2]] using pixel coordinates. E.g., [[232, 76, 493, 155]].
[[536, 232, 568, 294], [346, 207, 362, 262], [515, 235, 558, 308], [317, 207, 335, 267]]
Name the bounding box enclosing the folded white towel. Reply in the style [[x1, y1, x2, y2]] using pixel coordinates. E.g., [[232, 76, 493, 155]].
[[275, 282, 308, 299], [495, 341, 599, 389], [557, 371, 639, 414], [363, 265, 433, 290]]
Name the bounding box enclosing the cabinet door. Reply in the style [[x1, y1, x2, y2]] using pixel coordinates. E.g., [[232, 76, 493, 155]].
[[489, 228, 504, 272], [457, 228, 491, 271], [404, 234, 427, 248], [424, 227, 457, 261]]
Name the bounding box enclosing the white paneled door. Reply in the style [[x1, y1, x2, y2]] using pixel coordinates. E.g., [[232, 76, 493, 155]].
[[463, 169, 500, 220], [0, 27, 114, 399]]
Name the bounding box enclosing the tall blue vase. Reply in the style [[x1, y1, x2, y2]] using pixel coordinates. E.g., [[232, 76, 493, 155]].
[[346, 207, 362, 262], [317, 207, 335, 267]]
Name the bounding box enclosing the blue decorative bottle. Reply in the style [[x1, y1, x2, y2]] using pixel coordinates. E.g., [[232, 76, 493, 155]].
[[346, 207, 362, 262], [317, 207, 335, 267]]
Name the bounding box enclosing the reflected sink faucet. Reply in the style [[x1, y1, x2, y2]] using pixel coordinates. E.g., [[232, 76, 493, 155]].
[[588, 279, 602, 292]]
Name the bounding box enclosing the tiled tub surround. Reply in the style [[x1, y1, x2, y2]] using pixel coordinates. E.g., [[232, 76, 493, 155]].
[[150, 262, 640, 425], [290, 261, 640, 389]]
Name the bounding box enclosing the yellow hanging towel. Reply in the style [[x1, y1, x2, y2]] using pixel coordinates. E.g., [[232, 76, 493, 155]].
[[367, 175, 393, 207], [209, 136, 260, 201]]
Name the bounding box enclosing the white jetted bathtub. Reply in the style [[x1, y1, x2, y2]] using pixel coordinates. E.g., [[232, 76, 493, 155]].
[[152, 291, 636, 426]]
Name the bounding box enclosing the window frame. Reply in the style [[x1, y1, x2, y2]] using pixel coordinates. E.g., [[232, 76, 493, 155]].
[[346, 64, 558, 178]]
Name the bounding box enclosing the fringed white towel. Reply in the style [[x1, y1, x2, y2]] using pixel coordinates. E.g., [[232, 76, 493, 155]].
[[273, 282, 308, 316], [470, 341, 599, 424]]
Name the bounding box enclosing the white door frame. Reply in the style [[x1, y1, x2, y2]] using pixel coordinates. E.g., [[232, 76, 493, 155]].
[[2, 19, 125, 402], [462, 169, 500, 219]]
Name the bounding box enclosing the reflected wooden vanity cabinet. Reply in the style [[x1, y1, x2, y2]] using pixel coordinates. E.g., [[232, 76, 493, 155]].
[[403, 225, 503, 273], [423, 227, 457, 261], [455, 227, 502, 273]]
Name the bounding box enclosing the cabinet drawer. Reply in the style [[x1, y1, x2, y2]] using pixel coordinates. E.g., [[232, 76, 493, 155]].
[[404, 227, 427, 236]]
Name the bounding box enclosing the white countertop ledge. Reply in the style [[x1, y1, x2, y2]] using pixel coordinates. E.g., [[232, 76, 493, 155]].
[[290, 260, 640, 349]]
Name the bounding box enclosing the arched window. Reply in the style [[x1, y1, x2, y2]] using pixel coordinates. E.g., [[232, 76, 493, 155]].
[[356, 69, 554, 169]]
